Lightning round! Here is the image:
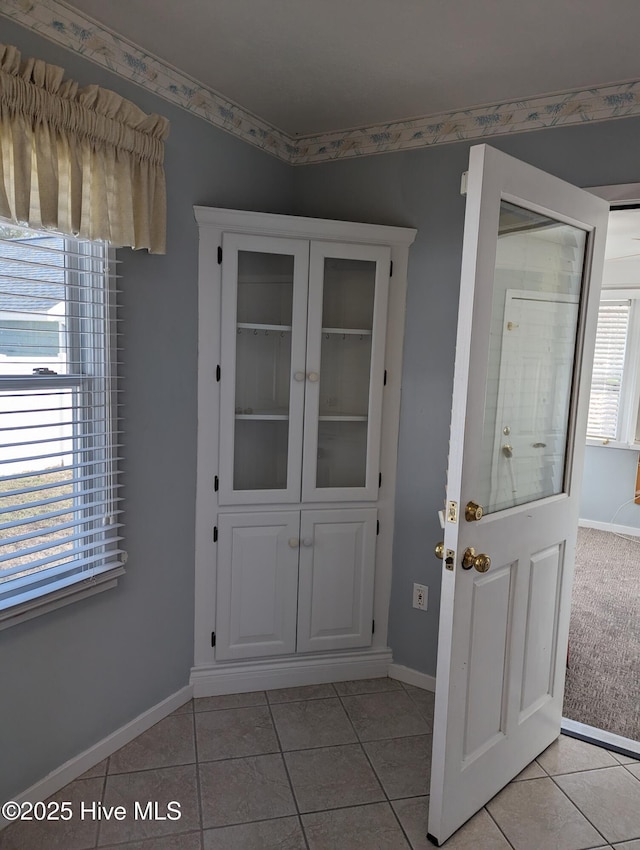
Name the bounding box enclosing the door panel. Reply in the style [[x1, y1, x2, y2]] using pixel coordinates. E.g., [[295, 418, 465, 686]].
[[218, 234, 309, 505], [215, 512, 300, 660], [428, 145, 609, 845], [302, 243, 390, 502], [296, 508, 377, 652]]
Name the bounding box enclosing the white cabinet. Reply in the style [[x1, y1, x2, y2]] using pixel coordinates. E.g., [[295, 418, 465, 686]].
[[215, 508, 377, 660], [193, 207, 416, 690]]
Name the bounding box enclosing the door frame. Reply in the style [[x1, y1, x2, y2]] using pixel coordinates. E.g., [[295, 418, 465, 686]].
[[561, 182, 640, 760]]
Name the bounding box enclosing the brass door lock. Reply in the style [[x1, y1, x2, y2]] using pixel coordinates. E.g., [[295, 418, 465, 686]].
[[462, 547, 491, 572], [465, 501, 484, 522], [435, 542, 455, 571]]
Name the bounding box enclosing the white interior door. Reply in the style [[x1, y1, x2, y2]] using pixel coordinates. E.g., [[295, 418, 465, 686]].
[[428, 144, 609, 845]]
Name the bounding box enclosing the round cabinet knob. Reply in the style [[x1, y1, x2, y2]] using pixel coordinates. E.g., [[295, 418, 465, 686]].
[[307, 372, 319, 383], [288, 537, 300, 548], [302, 538, 313, 547], [434, 541, 445, 560], [294, 371, 305, 382]]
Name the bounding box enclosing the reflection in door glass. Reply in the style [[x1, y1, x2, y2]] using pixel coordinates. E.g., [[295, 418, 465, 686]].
[[478, 202, 588, 514]]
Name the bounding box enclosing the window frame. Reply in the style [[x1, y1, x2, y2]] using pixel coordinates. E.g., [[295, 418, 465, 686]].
[[0, 227, 125, 630]]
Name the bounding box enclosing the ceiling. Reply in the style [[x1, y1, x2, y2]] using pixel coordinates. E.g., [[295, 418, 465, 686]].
[[60, 0, 640, 138]]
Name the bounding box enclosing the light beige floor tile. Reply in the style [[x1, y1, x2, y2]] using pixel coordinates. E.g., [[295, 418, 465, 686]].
[[0, 777, 103, 850], [537, 736, 618, 775], [486, 776, 603, 850], [99, 832, 202, 850], [341, 690, 430, 741], [555, 766, 640, 843], [195, 705, 278, 762], [267, 683, 337, 703], [203, 817, 306, 850], [364, 734, 432, 798], [170, 700, 193, 715], [108, 715, 196, 774], [199, 754, 296, 829], [612, 841, 640, 849], [79, 758, 109, 779], [608, 751, 640, 766], [98, 765, 199, 846], [334, 677, 403, 696], [284, 744, 384, 812], [392, 796, 512, 850], [193, 691, 266, 712], [271, 697, 357, 750], [302, 802, 411, 850], [513, 760, 546, 781], [624, 762, 640, 780], [401, 684, 436, 722]]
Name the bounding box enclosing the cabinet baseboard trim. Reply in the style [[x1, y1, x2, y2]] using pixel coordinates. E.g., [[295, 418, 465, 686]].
[[1, 685, 193, 830], [190, 648, 393, 696], [388, 663, 436, 692]]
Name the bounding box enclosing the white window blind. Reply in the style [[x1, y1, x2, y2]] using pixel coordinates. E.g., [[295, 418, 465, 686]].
[[586, 300, 630, 441], [0, 223, 123, 623]]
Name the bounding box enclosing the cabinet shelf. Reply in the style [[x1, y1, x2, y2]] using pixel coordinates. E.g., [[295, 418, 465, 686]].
[[318, 415, 368, 421], [237, 322, 292, 332], [321, 327, 372, 336], [235, 413, 289, 420]]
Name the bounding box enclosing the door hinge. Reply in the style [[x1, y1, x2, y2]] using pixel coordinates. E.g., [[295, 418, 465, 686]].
[[372, 619, 375, 634], [376, 520, 380, 535], [213, 526, 218, 542], [214, 475, 219, 492], [217, 246, 222, 264], [378, 472, 382, 488], [211, 631, 216, 647], [383, 369, 387, 386], [216, 365, 221, 382], [389, 260, 393, 277]]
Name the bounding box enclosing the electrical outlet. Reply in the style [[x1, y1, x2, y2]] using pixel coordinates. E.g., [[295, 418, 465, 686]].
[[413, 583, 428, 610]]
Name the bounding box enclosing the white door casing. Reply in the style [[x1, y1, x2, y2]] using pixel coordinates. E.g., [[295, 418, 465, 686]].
[[428, 145, 609, 845]]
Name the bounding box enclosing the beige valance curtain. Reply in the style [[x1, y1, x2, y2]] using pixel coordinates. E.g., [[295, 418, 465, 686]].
[[0, 43, 169, 253]]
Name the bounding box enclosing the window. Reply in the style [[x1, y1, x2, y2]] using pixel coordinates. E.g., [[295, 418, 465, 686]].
[[0, 223, 124, 627], [587, 292, 640, 446]]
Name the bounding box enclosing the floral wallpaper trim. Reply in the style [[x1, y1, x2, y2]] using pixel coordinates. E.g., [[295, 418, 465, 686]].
[[0, 0, 295, 162], [3, 0, 640, 165]]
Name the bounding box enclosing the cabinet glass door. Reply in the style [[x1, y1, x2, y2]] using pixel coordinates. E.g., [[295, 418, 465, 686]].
[[219, 234, 309, 504], [303, 242, 390, 501]]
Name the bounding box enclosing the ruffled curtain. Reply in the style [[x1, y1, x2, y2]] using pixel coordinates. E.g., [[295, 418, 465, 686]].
[[0, 43, 169, 253]]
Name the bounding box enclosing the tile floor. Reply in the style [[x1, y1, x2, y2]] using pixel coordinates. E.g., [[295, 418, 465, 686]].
[[2, 677, 640, 850]]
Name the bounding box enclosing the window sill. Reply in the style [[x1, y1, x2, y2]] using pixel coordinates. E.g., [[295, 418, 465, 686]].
[[0, 565, 126, 631], [586, 438, 640, 451]]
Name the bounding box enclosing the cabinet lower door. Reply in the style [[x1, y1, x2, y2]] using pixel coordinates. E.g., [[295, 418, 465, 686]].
[[297, 508, 377, 653], [216, 512, 300, 660]]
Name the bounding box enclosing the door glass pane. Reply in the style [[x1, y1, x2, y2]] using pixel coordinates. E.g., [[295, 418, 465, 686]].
[[317, 258, 375, 489], [234, 250, 293, 490], [478, 201, 588, 514]]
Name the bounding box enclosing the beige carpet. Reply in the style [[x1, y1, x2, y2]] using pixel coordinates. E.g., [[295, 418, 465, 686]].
[[563, 526, 640, 741]]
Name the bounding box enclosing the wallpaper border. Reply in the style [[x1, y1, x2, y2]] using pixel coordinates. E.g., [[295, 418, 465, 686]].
[[3, 0, 640, 165]]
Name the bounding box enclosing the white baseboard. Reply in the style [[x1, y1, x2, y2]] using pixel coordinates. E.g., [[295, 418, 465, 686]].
[[579, 518, 640, 537], [562, 717, 640, 759], [190, 648, 393, 697], [1, 685, 193, 830], [388, 663, 436, 692]]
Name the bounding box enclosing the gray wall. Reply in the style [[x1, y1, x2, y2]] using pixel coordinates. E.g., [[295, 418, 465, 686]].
[[0, 19, 294, 803], [293, 117, 640, 676], [581, 445, 640, 528]]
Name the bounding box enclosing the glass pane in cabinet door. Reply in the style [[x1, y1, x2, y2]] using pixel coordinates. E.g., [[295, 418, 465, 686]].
[[233, 250, 294, 491], [317, 258, 376, 489]]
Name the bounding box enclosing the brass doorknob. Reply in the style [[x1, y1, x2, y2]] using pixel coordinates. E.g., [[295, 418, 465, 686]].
[[465, 501, 484, 522], [434, 541, 445, 560], [462, 547, 491, 572]]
